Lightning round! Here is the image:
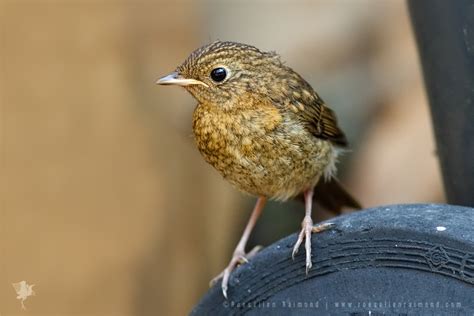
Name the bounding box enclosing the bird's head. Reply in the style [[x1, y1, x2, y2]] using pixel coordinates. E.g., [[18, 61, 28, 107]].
[[157, 41, 288, 109]]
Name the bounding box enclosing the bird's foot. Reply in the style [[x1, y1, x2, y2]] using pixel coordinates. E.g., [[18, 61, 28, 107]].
[[292, 218, 334, 274], [210, 245, 262, 299]]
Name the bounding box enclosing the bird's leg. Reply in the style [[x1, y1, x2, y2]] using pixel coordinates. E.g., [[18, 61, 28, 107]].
[[210, 196, 267, 298], [292, 188, 334, 274]]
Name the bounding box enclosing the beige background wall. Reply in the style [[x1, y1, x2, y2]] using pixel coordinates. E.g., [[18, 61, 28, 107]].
[[1, 1, 443, 315]]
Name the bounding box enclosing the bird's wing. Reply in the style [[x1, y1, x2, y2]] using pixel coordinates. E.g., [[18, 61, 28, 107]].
[[298, 98, 348, 146], [273, 72, 348, 146]]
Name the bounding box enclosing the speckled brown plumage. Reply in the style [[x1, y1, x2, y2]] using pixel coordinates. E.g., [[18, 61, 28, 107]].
[[157, 41, 360, 298], [193, 94, 335, 200]]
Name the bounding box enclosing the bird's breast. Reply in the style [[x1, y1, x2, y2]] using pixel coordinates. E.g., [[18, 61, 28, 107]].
[[192, 102, 335, 200]]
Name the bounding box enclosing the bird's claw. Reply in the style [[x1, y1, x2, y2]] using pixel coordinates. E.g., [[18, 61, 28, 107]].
[[237, 255, 248, 264], [292, 220, 335, 274], [312, 222, 335, 233], [209, 245, 262, 299]]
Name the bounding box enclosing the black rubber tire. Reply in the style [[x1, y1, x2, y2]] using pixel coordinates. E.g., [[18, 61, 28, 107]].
[[190, 204, 474, 315]]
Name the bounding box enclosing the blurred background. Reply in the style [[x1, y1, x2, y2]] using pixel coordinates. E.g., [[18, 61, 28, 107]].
[[1, 0, 444, 315]]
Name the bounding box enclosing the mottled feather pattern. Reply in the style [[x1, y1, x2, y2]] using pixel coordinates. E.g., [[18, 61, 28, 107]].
[[174, 41, 346, 200], [268, 68, 348, 146], [158, 41, 361, 298], [192, 93, 336, 200]]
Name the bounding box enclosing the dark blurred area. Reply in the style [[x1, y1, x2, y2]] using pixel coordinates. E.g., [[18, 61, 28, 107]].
[[1, 1, 443, 315]]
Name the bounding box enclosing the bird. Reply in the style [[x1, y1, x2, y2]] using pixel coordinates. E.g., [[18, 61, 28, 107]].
[[157, 41, 361, 298]]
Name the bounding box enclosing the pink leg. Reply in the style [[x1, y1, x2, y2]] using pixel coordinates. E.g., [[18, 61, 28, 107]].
[[210, 196, 267, 298], [292, 188, 334, 274]]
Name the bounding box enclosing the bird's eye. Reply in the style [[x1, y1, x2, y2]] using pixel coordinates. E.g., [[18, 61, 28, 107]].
[[210, 67, 227, 82]]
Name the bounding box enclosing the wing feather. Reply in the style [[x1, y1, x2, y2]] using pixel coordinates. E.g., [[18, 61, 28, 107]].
[[272, 71, 348, 146]]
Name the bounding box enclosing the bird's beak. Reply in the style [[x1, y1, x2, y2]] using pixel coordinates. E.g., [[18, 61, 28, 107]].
[[156, 71, 209, 87]]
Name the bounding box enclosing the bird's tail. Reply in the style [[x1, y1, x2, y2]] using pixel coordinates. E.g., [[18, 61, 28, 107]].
[[313, 178, 362, 214]]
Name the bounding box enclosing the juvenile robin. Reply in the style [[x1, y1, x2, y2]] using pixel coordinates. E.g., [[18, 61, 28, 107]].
[[157, 41, 361, 298]]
